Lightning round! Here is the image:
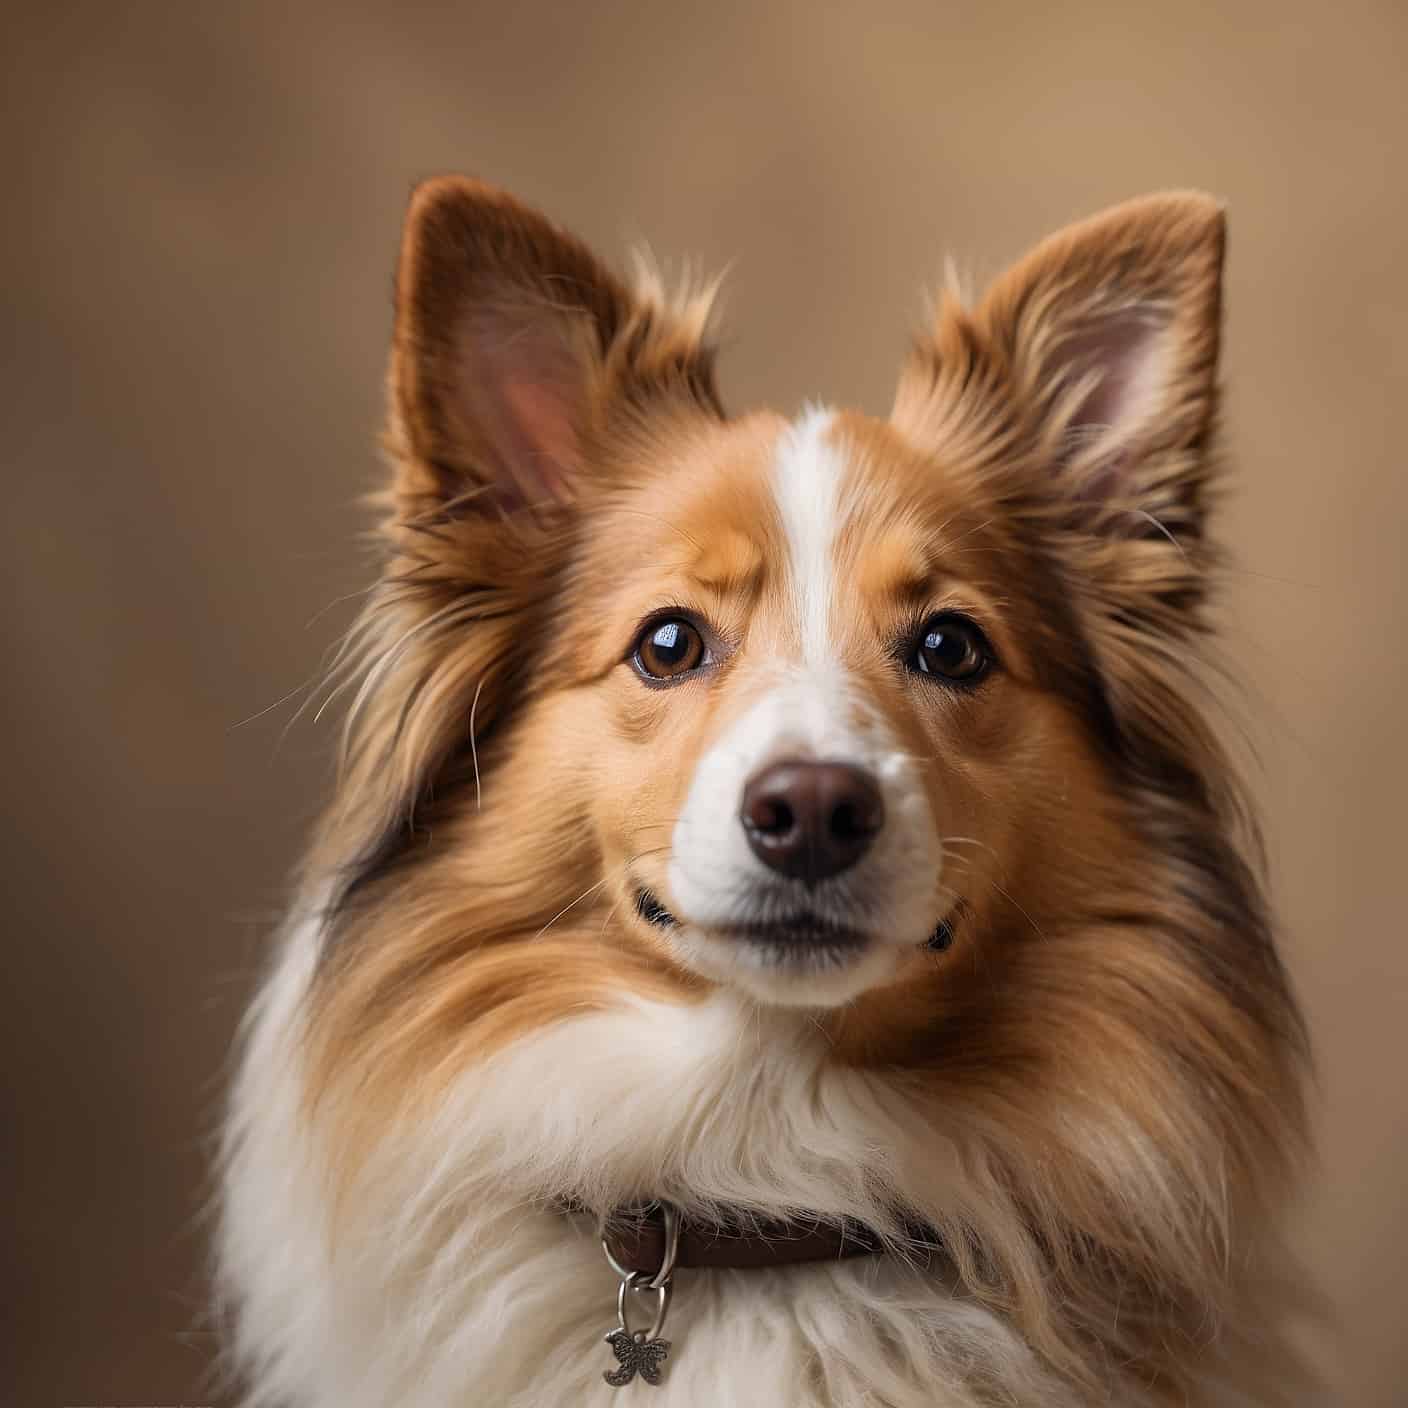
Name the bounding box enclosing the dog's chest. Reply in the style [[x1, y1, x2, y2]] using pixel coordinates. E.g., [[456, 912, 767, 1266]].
[[227, 940, 1067, 1406]]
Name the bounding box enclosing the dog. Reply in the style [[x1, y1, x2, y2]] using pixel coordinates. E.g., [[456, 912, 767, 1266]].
[[218, 180, 1313, 1406]]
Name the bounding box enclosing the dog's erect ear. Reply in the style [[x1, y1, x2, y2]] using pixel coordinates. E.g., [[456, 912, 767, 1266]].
[[895, 192, 1226, 542], [389, 177, 721, 512]]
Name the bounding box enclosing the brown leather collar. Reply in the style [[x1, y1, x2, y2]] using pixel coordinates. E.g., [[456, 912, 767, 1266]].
[[601, 1203, 934, 1275]]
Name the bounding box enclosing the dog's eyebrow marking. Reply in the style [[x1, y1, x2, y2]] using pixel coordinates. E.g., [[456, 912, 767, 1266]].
[[689, 526, 764, 594], [772, 406, 845, 667], [854, 529, 933, 606]]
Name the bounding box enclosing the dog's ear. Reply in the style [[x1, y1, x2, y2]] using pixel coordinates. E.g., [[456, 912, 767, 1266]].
[[895, 192, 1226, 546], [388, 177, 721, 513]]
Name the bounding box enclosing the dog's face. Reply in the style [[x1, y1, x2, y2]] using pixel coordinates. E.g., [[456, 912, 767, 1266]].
[[546, 404, 1120, 1009]]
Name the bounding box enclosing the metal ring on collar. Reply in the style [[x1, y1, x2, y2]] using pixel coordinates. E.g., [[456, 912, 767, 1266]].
[[617, 1270, 672, 1342], [600, 1201, 681, 1290]]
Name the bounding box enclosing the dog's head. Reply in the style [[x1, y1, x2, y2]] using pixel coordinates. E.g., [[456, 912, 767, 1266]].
[[306, 174, 1308, 1125], [322, 180, 1248, 1021]]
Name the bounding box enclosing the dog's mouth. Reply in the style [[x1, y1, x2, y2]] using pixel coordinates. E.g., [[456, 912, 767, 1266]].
[[634, 887, 954, 954]]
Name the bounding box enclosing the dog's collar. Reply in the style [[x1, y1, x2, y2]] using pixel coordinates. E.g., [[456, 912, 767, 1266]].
[[600, 1202, 920, 1275], [594, 1199, 934, 1278]]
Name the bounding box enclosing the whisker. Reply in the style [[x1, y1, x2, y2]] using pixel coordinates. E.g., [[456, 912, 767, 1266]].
[[531, 877, 611, 940], [526, 846, 679, 946], [468, 677, 486, 812], [989, 879, 1047, 941], [597, 894, 625, 941], [940, 835, 999, 861], [625, 844, 674, 863]]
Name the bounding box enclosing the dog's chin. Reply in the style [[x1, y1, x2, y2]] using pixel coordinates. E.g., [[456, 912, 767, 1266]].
[[682, 928, 908, 1007], [633, 889, 915, 1008]]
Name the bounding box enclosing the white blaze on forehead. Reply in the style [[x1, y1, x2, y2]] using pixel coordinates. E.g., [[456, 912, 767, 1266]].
[[772, 406, 846, 668]]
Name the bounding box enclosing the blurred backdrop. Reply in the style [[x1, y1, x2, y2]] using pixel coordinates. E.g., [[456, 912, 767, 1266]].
[[5, 2, 1406, 1402]]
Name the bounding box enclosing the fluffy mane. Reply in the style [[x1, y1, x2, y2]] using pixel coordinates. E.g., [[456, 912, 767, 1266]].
[[219, 184, 1314, 1408]]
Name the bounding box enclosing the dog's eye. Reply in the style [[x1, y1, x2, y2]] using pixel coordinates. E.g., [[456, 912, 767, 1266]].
[[633, 617, 706, 681], [907, 614, 991, 684]]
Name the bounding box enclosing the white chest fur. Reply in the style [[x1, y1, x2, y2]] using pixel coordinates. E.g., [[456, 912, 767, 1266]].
[[218, 925, 1168, 1407]]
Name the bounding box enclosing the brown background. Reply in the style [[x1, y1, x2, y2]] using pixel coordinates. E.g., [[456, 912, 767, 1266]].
[[5, 2, 1405, 1403]]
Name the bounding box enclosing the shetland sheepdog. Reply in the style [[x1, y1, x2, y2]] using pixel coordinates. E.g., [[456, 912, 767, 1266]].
[[218, 180, 1312, 1406]]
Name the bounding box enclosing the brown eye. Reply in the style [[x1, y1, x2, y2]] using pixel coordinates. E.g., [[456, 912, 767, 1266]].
[[909, 614, 991, 684], [633, 617, 706, 681]]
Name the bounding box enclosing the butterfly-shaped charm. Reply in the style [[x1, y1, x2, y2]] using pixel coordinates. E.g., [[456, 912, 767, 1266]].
[[603, 1327, 671, 1387]]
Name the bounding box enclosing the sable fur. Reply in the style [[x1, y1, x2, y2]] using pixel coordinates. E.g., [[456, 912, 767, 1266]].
[[218, 181, 1313, 1406]]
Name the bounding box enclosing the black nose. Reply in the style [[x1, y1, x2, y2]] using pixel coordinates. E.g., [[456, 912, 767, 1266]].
[[740, 759, 885, 884]]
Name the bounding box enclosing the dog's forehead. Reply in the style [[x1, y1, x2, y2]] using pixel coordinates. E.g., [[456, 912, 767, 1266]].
[[616, 407, 957, 595], [771, 409, 952, 599]]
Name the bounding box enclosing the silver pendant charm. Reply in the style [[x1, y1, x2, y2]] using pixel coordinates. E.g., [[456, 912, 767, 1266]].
[[603, 1324, 671, 1387], [599, 1203, 680, 1389], [602, 1270, 672, 1388]]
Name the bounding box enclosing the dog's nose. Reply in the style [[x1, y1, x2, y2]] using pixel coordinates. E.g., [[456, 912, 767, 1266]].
[[740, 760, 885, 884]]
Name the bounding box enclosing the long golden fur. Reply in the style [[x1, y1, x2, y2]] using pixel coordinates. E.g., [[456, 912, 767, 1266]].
[[240, 180, 1311, 1404]]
